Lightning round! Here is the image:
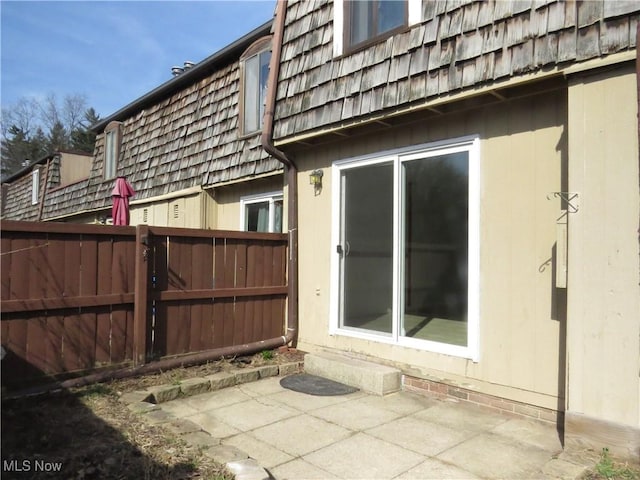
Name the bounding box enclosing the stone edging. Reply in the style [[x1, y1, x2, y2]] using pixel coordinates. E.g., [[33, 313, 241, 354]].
[[119, 361, 304, 480]]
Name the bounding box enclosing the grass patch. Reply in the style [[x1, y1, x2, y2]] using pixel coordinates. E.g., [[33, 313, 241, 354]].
[[584, 448, 640, 480]]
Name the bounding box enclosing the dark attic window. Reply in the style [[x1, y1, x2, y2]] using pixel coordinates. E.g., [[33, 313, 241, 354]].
[[344, 0, 407, 53]]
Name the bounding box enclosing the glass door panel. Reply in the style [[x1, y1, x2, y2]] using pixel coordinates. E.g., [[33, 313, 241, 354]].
[[401, 152, 469, 346], [340, 162, 394, 334]]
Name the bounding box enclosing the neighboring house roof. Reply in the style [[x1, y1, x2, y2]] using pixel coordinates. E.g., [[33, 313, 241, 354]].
[[1, 149, 87, 184], [273, 0, 639, 141], [1, 150, 92, 221]]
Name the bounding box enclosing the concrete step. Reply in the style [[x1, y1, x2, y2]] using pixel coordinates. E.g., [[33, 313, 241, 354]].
[[304, 351, 401, 396]]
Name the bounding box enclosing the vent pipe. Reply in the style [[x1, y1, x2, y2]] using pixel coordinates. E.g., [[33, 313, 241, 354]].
[[171, 66, 184, 76]]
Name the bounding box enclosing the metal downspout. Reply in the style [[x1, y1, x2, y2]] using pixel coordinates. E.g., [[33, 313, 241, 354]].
[[262, 0, 298, 347], [36, 159, 52, 221]]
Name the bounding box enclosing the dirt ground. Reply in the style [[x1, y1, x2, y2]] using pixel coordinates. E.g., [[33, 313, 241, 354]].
[[1, 349, 304, 480]]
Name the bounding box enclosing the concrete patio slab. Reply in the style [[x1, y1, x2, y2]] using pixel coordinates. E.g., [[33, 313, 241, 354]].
[[211, 399, 297, 432], [436, 433, 557, 479], [366, 415, 474, 456], [160, 399, 198, 418], [303, 432, 423, 479], [310, 396, 403, 430], [183, 387, 252, 412], [250, 414, 352, 457], [186, 411, 241, 439], [223, 432, 295, 469], [138, 372, 596, 480], [395, 458, 482, 479], [354, 389, 439, 415], [491, 417, 564, 452], [266, 385, 367, 412], [413, 400, 509, 432], [237, 376, 288, 397], [269, 458, 340, 479]]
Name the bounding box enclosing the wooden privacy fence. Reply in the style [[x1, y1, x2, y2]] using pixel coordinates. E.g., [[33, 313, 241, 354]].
[[0, 220, 288, 388]]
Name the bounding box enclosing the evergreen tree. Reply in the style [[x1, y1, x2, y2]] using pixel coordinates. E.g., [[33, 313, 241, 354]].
[[1, 94, 100, 177], [70, 108, 100, 154], [47, 121, 68, 152]]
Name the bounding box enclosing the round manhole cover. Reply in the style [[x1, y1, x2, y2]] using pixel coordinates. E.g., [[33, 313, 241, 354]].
[[280, 373, 359, 396]]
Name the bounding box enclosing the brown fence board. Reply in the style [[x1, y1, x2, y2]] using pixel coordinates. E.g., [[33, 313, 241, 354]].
[[64, 236, 80, 298], [110, 305, 128, 363], [64, 311, 94, 371], [80, 235, 98, 296], [1, 220, 287, 387], [253, 297, 264, 342], [10, 238, 31, 299], [29, 235, 48, 300], [1, 235, 11, 300], [46, 235, 66, 298], [212, 300, 225, 349], [263, 243, 274, 288], [222, 299, 235, 348], [190, 239, 212, 352]]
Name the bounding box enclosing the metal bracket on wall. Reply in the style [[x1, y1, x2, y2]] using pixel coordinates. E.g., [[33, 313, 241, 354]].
[[547, 192, 580, 213]]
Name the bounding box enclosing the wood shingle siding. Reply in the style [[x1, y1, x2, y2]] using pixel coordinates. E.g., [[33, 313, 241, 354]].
[[273, 0, 639, 141], [34, 21, 280, 221]]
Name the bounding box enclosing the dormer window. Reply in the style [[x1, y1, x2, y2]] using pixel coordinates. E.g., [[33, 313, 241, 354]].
[[240, 36, 272, 136], [104, 121, 122, 179], [31, 168, 39, 205]]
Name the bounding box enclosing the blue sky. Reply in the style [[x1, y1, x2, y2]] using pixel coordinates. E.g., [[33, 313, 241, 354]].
[[1, 0, 276, 119]]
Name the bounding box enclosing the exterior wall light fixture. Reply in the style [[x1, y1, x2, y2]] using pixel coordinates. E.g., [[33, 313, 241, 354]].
[[309, 169, 323, 186], [309, 169, 323, 195]]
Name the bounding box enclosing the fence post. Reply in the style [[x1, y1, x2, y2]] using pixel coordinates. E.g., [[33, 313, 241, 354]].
[[133, 224, 150, 366]]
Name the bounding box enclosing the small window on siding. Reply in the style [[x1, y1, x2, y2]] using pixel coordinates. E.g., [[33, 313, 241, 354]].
[[240, 36, 272, 136], [31, 169, 39, 205], [334, 0, 420, 56], [346, 0, 406, 50], [240, 191, 283, 233], [104, 121, 122, 179]]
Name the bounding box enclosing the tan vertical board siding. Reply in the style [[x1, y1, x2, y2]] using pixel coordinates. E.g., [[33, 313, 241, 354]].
[[295, 89, 566, 409], [566, 65, 640, 427], [59, 153, 92, 186], [213, 176, 284, 230]]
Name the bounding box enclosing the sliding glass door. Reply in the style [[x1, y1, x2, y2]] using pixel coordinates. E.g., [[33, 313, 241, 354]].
[[401, 152, 469, 346], [334, 139, 479, 359], [339, 161, 394, 334]]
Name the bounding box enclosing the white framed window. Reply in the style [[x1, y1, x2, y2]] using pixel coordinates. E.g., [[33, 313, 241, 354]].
[[240, 191, 283, 233], [334, 0, 421, 56], [31, 169, 39, 205], [240, 37, 271, 136], [104, 121, 122, 179], [330, 137, 480, 361]]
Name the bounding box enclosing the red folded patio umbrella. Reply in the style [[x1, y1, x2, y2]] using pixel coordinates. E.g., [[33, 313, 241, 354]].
[[111, 176, 135, 226]]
